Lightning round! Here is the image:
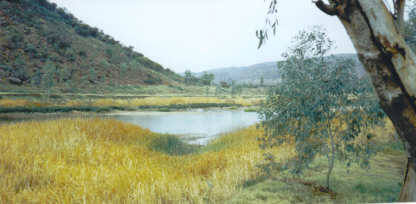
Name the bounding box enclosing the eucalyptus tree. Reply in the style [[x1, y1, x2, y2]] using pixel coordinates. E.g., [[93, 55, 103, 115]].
[[200, 72, 215, 86], [258, 28, 383, 190], [258, 0, 416, 200], [184, 70, 194, 85], [41, 61, 57, 101]]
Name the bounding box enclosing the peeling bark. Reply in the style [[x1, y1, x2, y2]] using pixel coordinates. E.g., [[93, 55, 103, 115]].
[[315, 0, 416, 201], [401, 158, 416, 200]]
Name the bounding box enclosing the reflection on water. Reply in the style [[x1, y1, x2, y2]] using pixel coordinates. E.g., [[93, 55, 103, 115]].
[[109, 109, 260, 145]]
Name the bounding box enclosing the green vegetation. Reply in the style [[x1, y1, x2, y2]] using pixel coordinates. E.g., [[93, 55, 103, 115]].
[[0, 96, 262, 114], [0, 0, 412, 202], [150, 135, 199, 156], [0, 102, 244, 113], [258, 27, 385, 190], [229, 153, 404, 203], [0, 0, 182, 91]]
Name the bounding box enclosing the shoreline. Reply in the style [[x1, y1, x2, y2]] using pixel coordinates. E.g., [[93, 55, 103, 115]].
[[0, 103, 244, 114]]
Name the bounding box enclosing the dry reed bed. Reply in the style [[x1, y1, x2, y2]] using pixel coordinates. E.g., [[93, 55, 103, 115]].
[[0, 97, 262, 109], [0, 118, 291, 203]]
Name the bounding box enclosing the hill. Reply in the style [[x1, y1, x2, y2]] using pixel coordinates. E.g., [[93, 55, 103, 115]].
[[0, 0, 182, 92], [196, 53, 366, 85], [196, 61, 280, 85]]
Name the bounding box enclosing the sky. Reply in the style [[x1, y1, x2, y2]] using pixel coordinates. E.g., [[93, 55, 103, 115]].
[[50, 0, 356, 73]]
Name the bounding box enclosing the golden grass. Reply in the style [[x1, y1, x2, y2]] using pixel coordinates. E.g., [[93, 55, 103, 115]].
[[0, 99, 29, 107], [0, 97, 262, 109], [90, 97, 261, 107], [0, 118, 290, 203], [0, 98, 50, 108]]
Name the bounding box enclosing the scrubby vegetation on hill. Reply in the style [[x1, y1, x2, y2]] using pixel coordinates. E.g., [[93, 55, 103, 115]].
[[0, 0, 182, 91]]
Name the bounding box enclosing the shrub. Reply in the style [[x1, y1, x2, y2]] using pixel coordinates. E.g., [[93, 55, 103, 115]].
[[46, 31, 72, 50], [149, 135, 196, 155]]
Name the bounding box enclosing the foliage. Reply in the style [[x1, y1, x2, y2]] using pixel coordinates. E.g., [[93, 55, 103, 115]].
[[40, 61, 57, 100], [231, 81, 243, 96], [200, 72, 215, 86], [149, 135, 197, 155], [184, 70, 198, 85], [256, 0, 278, 48], [258, 27, 385, 189]]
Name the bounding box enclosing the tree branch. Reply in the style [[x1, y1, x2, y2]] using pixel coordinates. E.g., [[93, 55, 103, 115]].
[[314, 0, 338, 16], [394, 0, 406, 34]]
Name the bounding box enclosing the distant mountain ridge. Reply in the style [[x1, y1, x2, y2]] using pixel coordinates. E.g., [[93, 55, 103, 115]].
[[196, 61, 280, 85], [0, 0, 182, 91], [196, 53, 365, 85]]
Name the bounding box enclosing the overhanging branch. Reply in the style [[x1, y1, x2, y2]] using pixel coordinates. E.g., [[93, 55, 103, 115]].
[[314, 0, 352, 22]]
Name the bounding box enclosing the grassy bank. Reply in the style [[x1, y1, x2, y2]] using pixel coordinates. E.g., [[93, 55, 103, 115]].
[[229, 119, 406, 203], [0, 118, 405, 203], [0, 118, 285, 203], [0, 85, 267, 97], [0, 97, 262, 113]]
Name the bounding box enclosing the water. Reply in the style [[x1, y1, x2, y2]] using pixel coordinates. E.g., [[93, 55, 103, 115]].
[[109, 109, 260, 145]]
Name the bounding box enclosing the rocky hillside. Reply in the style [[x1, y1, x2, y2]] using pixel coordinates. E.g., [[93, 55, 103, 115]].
[[197, 54, 366, 85], [0, 0, 182, 91]]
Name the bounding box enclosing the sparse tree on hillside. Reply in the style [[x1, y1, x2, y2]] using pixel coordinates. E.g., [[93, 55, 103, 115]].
[[259, 1, 416, 200], [41, 61, 57, 101], [120, 62, 129, 79], [31, 68, 42, 86], [88, 67, 98, 84]]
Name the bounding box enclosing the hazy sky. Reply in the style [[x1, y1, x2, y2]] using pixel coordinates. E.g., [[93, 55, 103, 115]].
[[50, 0, 356, 73]]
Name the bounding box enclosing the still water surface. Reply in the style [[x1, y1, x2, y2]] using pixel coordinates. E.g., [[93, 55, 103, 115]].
[[109, 109, 260, 145]]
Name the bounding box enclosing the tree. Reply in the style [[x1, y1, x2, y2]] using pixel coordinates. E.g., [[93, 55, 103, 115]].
[[258, 28, 382, 190], [184, 70, 199, 85], [41, 61, 57, 101], [215, 84, 223, 96], [231, 80, 243, 96], [260, 76, 264, 87], [259, 0, 416, 200], [200, 72, 215, 86]]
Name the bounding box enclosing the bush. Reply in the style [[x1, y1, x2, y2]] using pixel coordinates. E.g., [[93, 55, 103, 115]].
[[78, 50, 87, 57], [24, 43, 37, 57], [149, 135, 196, 155], [6, 34, 24, 49], [75, 24, 99, 38], [144, 74, 162, 85]]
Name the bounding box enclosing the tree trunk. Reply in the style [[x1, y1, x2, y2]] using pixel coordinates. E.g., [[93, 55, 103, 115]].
[[401, 158, 416, 200], [326, 118, 336, 190], [315, 0, 416, 201]]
